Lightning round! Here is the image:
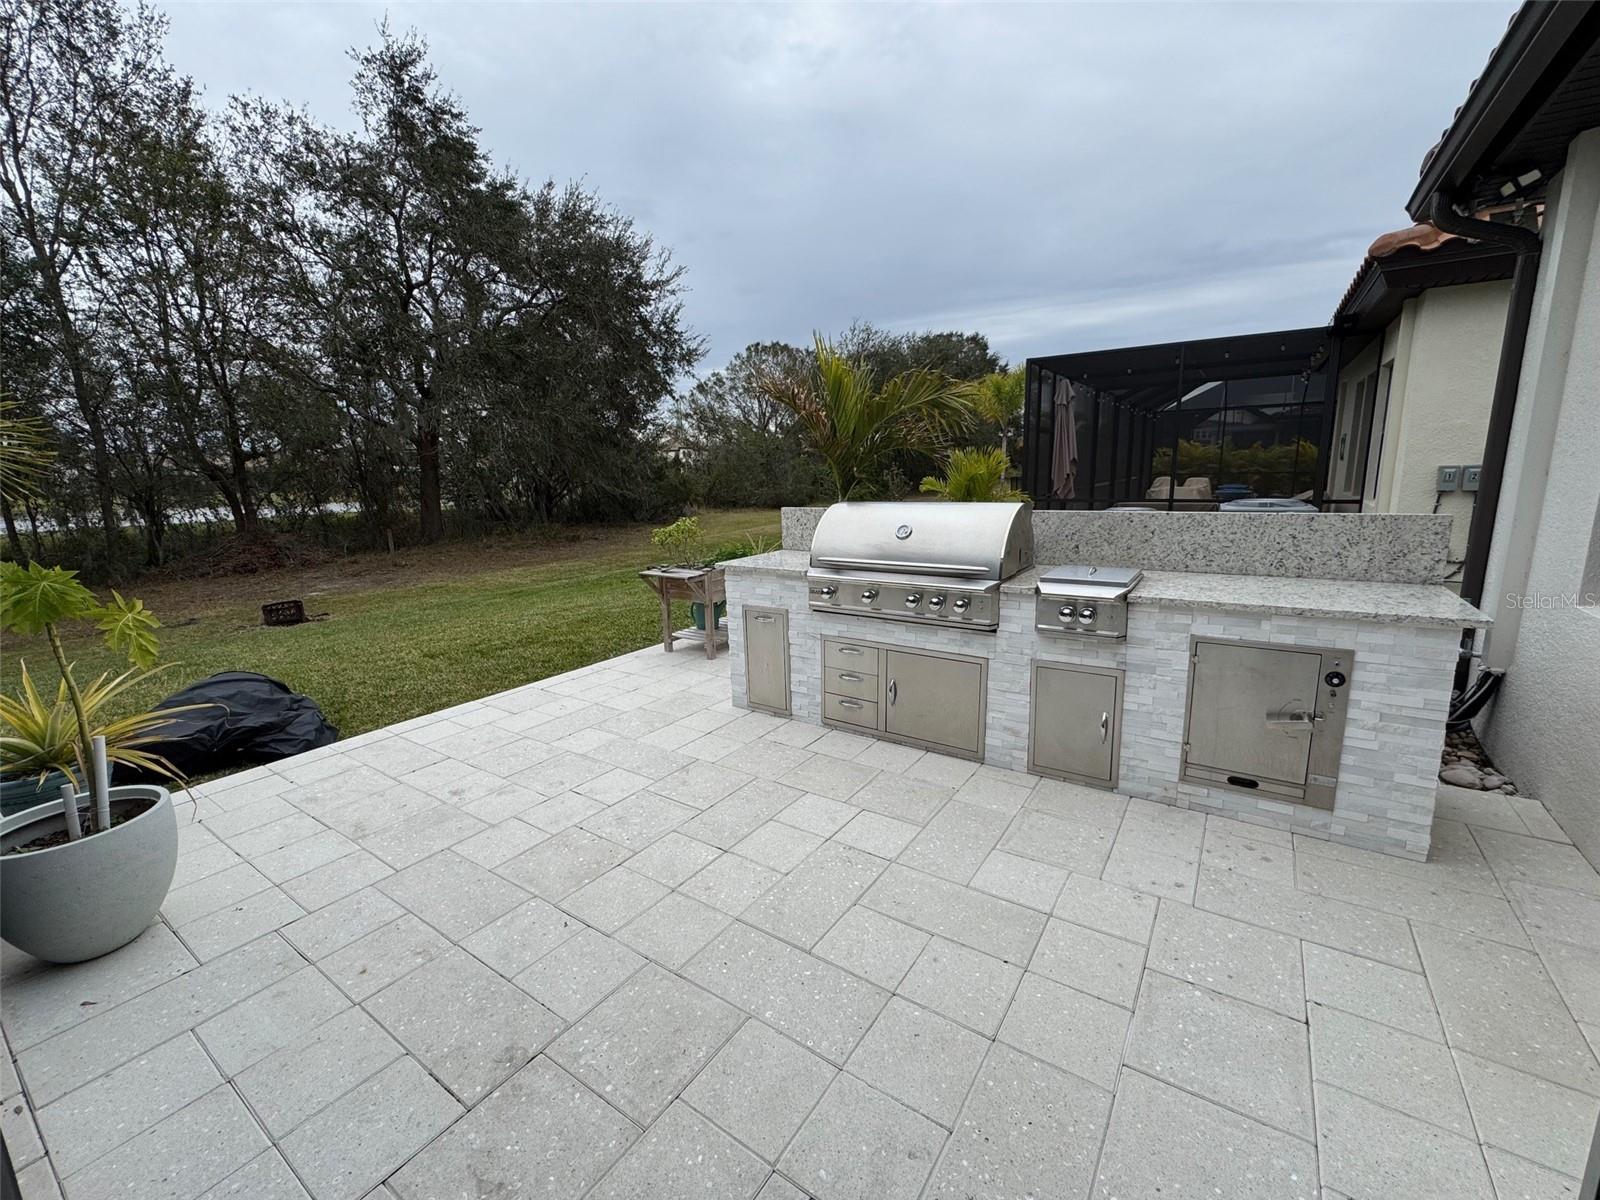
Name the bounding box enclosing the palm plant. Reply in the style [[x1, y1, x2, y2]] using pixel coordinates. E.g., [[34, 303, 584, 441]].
[[757, 336, 975, 500], [0, 398, 56, 504], [920, 446, 1024, 502]]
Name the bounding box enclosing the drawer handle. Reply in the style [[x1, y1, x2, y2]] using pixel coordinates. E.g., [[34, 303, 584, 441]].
[[888, 678, 897, 706], [751, 613, 775, 623], [837, 699, 864, 710], [837, 672, 863, 682], [837, 646, 864, 655], [1099, 711, 1109, 744]]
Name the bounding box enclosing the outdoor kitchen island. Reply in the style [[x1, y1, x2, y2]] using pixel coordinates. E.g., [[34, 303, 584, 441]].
[[723, 546, 1488, 861]]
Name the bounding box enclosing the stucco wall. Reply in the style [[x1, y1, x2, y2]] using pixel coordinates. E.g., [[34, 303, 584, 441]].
[[1479, 127, 1600, 867]]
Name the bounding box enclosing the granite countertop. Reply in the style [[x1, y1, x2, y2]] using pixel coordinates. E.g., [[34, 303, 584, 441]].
[[726, 553, 1489, 629]]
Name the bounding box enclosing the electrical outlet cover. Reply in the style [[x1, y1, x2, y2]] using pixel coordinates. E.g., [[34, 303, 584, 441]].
[[1462, 465, 1482, 492], [1436, 465, 1461, 492]]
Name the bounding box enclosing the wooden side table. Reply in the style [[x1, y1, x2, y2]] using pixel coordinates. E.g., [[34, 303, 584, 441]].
[[638, 567, 728, 660]]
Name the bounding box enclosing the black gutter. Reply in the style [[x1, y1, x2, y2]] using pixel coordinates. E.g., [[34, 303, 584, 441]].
[[1426, 195, 1541, 612]]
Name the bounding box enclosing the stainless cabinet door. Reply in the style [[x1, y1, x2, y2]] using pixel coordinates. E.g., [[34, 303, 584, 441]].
[[883, 649, 984, 755], [1186, 640, 1321, 785], [1029, 663, 1121, 786], [743, 607, 790, 715]]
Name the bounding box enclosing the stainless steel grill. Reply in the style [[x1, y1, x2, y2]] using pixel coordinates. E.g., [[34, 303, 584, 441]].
[[806, 501, 1034, 631], [1035, 564, 1143, 639]]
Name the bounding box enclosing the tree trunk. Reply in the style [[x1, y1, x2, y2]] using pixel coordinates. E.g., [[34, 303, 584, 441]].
[[416, 428, 443, 542]]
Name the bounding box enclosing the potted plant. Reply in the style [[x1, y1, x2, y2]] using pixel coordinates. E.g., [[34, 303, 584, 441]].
[[0, 562, 197, 963], [649, 517, 725, 630]]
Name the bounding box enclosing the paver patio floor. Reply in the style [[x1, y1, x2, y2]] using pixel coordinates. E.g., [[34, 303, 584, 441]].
[[4, 645, 1597, 1200]]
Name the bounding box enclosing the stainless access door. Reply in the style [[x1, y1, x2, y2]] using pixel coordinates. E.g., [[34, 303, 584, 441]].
[[1029, 662, 1122, 788], [883, 648, 985, 757], [743, 607, 790, 715]]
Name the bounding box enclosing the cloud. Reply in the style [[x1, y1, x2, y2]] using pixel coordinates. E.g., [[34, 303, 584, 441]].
[[161, 0, 1516, 372]]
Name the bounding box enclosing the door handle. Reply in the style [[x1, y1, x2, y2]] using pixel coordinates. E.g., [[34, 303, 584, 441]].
[[1099, 711, 1109, 744], [838, 646, 864, 655], [751, 613, 775, 622], [838, 699, 864, 710], [838, 672, 863, 682], [1265, 709, 1323, 727], [887, 678, 897, 706]]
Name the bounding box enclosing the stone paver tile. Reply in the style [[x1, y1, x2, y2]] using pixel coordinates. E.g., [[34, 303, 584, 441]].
[[579, 790, 697, 849], [684, 924, 889, 1066], [847, 774, 952, 825], [651, 760, 755, 809], [997, 810, 1114, 875], [1147, 900, 1303, 1017], [1115, 804, 1206, 862], [318, 914, 451, 1002], [684, 1020, 836, 1162], [862, 864, 1044, 963], [779, 1073, 944, 1200], [997, 972, 1129, 1091], [681, 781, 803, 849], [280, 851, 394, 912], [195, 966, 348, 1075], [17, 935, 301, 1106], [1195, 866, 1419, 968], [1509, 797, 1573, 845], [718, 739, 816, 782], [560, 866, 669, 933], [616, 892, 731, 969], [175, 887, 305, 961], [1201, 822, 1296, 886], [1509, 880, 1600, 952], [832, 811, 918, 859], [221, 811, 325, 859], [0, 924, 195, 1052], [624, 830, 722, 887], [376, 850, 528, 940], [814, 906, 929, 991], [495, 827, 631, 901], [299, 784, 440, 846], [807, 728, 876, 761], [1094, 1070, 1317, 1200], [1475, 829, 1600, 897], [681, 852, 782, 916], [1030, 916, 1145, 1009], [35, 1033, 219, 1176], [969, 849, 1068, 912], [1413, 924, 1600, 1093], [1297, 853, 1530, 947], [898, 936, 1022, 1037], [1534, 936, 1600, 1025], [755, 1176, 806, 1200], [450, 817, 548, 869], [1125, 972, 1312, 1138], [744, 843, 887, 949], [347, 737, 446, 776], [844, 998, 986, 1128], [457, 780, 547, 824], [735, 821, 826, 873], [590, 734, 693, 779], [951, 771, 1033, 817], [460, 896, 582, 978], [514, 927, 645, 1022], [923, 1041, 1111, 1200], [256, 829, 361, 886], [1303, 943, 1444, 1041], [522, 790, 605, 833], [850, 738, 922, 772], [1101, 843, 1198, 903], [900, 802, 1010, 885], [58, 1086, 268, 1200], [1, 1088, 44, 1169], [169, 840, 244, 890], [387, 1056, 636, 1200], [573, 766, 653, 805], [549, 963, 742, 1125], [235, 1007, 403, 1138], [280, 1057, 461, 1200], [281, 888, 404, 961], [1435, 783, 1532, 833], [1054, 873, 1159, 945], [162, 862, 273, 927], [1316, 1083, 1494, 1199], [902, 752, 976, 789], [357, 804, 487, 869], [509, 750, 611, 797], [777, 793, 857, 838], [196, 1150, 309, 1200], [368, 948, 563, 1105], [1456, 1051, 1600, 1179], [590, 1100, 768, 1200], [1483, 1148, 1583, 1200], [1025, 776, 1127, 826], [1310, 1006, 1472, 1135]]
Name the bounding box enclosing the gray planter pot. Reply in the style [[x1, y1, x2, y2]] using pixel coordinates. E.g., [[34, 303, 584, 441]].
[[0, 784, 177, 964]]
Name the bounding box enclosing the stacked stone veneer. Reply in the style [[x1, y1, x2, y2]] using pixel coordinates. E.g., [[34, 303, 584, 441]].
[[727, 564, 1456, 860]]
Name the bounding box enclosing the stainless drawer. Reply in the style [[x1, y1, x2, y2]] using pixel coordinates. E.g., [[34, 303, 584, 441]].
[[824, 640, 881, 673], [823, 693, 878, 729], [824, 667, 878, 701]]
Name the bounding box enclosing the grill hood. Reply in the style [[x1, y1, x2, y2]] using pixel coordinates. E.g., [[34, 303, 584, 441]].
[[809, 501, 1034, 581]]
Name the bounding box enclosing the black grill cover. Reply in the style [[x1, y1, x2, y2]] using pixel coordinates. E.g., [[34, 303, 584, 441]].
[[122, 672, 338, 783]]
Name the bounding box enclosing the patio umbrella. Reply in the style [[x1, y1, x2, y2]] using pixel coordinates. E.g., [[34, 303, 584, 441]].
[[1051, 377, 1080, 500]]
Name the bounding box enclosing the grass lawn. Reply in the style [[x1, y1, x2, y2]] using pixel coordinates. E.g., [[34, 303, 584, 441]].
[[3, 509, 780, 740]]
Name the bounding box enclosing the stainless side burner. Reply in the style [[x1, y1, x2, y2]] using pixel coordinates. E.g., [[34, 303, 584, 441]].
[[1034, 565, 1143, 639]]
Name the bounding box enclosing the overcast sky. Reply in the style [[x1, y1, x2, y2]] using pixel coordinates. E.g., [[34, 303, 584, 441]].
[[163, 1, 1516, 373]]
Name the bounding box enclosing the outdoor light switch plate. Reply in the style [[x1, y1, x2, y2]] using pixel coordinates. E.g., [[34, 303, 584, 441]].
[[1461, 465, 1482, 492], [1436, 465, 1461, 492]]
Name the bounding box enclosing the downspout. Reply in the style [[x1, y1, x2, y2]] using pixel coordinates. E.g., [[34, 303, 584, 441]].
[[1425, 195, 1542, 696]]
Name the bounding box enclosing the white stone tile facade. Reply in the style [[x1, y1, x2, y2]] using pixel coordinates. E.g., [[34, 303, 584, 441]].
[[727, 567, 1455, 859]]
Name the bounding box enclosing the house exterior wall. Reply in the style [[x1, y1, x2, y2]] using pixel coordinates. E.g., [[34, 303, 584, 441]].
[[1479, 127, 1600, 866]]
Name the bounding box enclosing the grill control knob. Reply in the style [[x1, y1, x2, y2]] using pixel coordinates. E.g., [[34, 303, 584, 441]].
[[1058, 605, 1075, 622], [904, 592, 922, 608], [952, 596, 970, 612], [927, 594, 946, 610], [817, 586, 837, 599], [1077, 605, 1098, 624], [860, 588, 878, 603]]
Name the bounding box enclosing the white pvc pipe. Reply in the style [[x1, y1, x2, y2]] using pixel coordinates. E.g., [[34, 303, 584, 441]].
[[59, 782, 83, 841], [91, 735, 111, 834]]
